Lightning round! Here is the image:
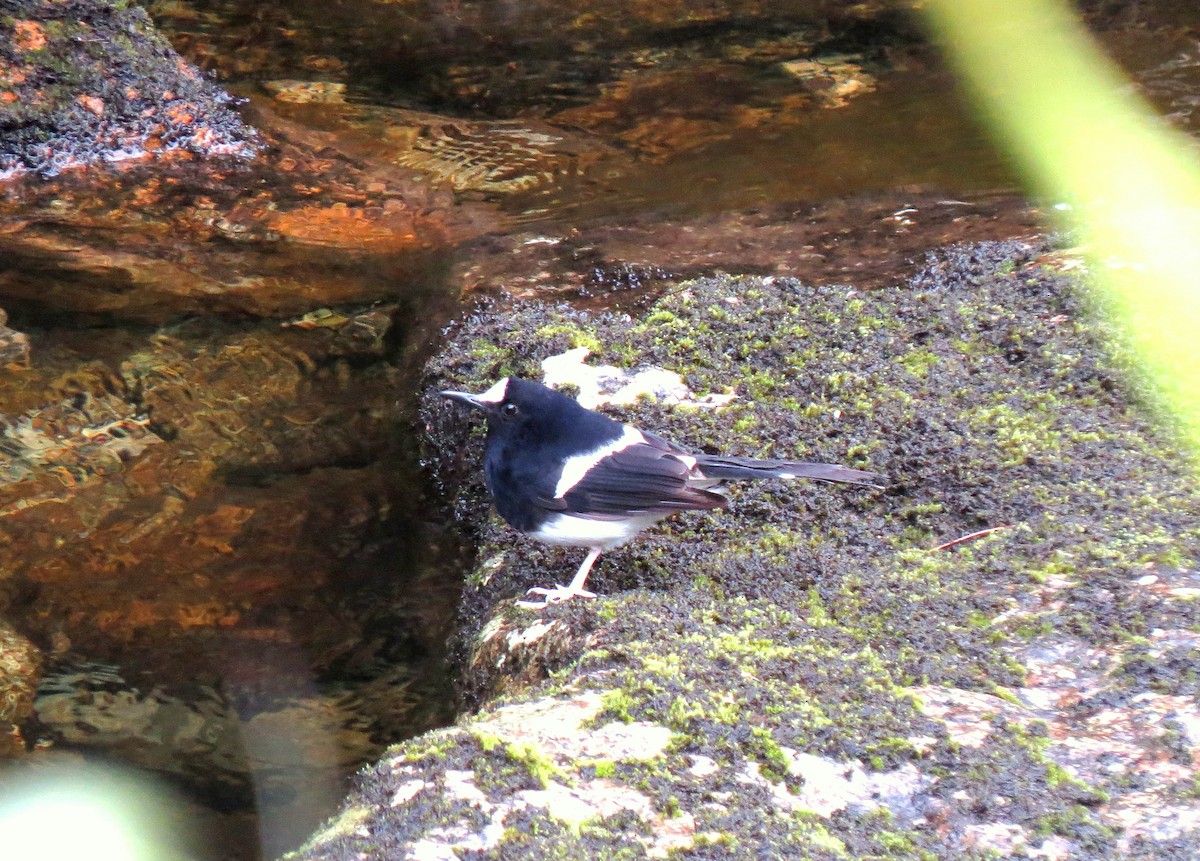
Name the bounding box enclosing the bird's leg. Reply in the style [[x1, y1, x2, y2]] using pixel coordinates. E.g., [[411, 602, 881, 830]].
[[559, 548, 601, 598], [516, 548, 601, 609]]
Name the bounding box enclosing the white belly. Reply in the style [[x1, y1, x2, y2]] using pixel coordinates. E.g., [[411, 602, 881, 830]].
[[530, 512, 664, 551]]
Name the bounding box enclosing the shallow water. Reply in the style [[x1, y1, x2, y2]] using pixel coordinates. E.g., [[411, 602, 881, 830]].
[[505, 66, 1020, 224]]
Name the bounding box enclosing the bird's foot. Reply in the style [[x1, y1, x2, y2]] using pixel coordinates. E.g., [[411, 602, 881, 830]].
[[515, 583, 597, 610]]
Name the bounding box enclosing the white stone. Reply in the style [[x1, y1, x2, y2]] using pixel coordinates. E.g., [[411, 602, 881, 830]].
[[390, 779, 427, 807], [539, 347, 735, 411]]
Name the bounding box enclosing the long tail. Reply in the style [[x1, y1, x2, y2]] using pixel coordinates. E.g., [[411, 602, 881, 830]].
[[694, 455, 884, 487]]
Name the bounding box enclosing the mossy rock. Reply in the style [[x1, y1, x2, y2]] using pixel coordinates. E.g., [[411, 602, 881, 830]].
[[288, 240, 1200, 860]]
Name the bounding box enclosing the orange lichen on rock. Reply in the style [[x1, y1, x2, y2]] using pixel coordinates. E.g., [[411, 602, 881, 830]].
[[189, 126, 219, 150], [176, 602, 241, 629], [0, 59, 28, 88], [175, 57, 199, 79], [91, 599, 242, 638], [12, 21, 48, 53], [165, 101, 196, 125], [76, 94, 105, 116]]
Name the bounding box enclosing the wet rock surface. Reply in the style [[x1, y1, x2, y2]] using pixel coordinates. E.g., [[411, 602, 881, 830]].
[[283, 242, 1200, 860], [454, 193, 1043, 303], [0, 121, 489, 323], [258, 97, 616, 198], [147, 0, 916, 118], [0, 311, 459, 659], [0, 2, 495, 326]]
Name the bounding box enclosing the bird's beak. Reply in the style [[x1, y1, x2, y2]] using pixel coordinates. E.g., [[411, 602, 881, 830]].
[[441, 378, 508, 412], [440, 389, 488, 411]]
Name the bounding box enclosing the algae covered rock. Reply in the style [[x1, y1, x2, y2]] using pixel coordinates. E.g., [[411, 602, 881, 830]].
[[0, 0, 257, 177], [281, 240, 1200, 860]]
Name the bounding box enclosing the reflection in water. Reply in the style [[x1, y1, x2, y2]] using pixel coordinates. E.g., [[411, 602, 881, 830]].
[[505, 69, 1021, 224], [1134, 41, 1200, 127], [0, 307, 465, 860]]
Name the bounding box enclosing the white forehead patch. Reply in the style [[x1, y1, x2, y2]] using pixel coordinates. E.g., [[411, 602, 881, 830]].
[[476, 377, 510, 405]]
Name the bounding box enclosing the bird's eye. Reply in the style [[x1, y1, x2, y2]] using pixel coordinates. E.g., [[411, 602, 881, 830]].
[[501, 402, 519, 417]]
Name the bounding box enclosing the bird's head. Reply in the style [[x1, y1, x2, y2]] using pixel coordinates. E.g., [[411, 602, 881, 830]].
[[440, 377, 581, 433]]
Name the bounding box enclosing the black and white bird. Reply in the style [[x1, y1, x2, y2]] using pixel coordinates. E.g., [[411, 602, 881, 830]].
[[441, 377, 882, 609]]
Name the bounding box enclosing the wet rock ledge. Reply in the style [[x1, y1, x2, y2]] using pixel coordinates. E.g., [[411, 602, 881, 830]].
[[0, 0, 490, 326], [287, 241, 1200, 860]]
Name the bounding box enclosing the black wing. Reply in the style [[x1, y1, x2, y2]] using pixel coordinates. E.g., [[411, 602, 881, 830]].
[[538, 442, 727, 518]]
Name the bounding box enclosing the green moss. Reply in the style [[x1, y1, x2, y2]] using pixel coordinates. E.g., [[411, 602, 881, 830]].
[[876, 830, 918, 854], [800, 588, 836, 628], [396, 731, 460, 763], [965, 401, 1065, 467], [418, 248, 1200, 860], [731, 414, 759, 434], [473, 730, 503, 752], [740, 369, 783, 400], [505, 741, 564, 789], [748, 727, 790, 780], [598, 689, 636, 724], [790, 816, 850, 856], [1010, 615, 1057, 638], [692, 832, 737, 849], [1033, 804, 1114, 841], [899, 347, 939, 378], [900, 502, 945, 519], [532, 323, 603, 353], [1178, 774, 1200, 799], [1044, 761, 1106, 803], [988, 685, 1022, 705], [640, 309, 681, 328]]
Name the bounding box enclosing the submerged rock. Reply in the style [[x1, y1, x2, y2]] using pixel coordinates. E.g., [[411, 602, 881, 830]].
[[0, 308, 30, 369], [0, 305, 461, 838], [0, 621, 40, 757], [288, 241, 1200, 860], [260, 97, 614, 197], [150, 0, 915, 119]]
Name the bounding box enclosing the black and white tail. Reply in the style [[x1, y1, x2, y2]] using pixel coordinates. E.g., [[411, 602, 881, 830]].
[[694, 456, 884, 487]]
